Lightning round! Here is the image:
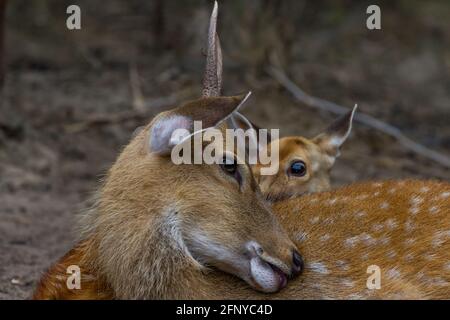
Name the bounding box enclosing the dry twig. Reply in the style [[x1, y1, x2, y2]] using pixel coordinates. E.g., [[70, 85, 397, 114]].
[[267, 66, 450, 168]]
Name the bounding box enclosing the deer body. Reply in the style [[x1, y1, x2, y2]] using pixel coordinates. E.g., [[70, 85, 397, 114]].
[[273, 179, 450, 299], [35, 179, 449, 299]]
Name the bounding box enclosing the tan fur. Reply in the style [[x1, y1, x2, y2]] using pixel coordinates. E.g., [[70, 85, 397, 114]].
[[254, 136, 333, 200], [34, 96, 300, 299], [34, 180, 449, 299], [247, 108, 356, 200]]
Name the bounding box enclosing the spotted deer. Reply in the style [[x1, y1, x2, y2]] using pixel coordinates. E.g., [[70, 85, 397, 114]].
[[245, 107, 356, 200], [34, 179, 450, 299]]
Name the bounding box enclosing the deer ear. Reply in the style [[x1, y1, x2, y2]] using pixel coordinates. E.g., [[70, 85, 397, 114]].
[[148, 115, 192, 155], [148, 93, 251, 155], [228, 112, 271, 154], [312, 105, 357, 158]]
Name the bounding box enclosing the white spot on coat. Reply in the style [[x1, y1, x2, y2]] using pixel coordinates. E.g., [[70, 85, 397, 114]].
[[307, 262, 329, 274], [405, 219, 415, 232], [344, 236, 360, 248], [310, 216, 320, 224], [341, 279, 355, 288], [386, 250, 397, 259], [356, 211, 367, 218], [356, 194, 369, 201], [440, 191, 450, 199], [336, 260, 349, 271], [429, 206, 439, 214], [328, 198, 338, 205], [386, 268, 401, 279], [380, 202, 390, 209], [386, 218, 398, 230], [360, 233, 376, 246], [373, 183, 383, 188], [372, 224, 384, 232], [410, 196, 423, 206]]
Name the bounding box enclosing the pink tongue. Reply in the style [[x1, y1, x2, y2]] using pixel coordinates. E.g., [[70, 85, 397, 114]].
[[270, 264, 288, 289], [250, 257, 283, 292], [249, 257, 287, 292]]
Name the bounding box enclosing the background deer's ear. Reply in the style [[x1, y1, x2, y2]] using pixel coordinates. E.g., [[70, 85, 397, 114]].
[[312, 105, 357, 158], [148, 93, 251, 155]]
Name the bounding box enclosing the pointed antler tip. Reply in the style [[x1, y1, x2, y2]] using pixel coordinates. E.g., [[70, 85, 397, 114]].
[[212, 1, 218, 16]]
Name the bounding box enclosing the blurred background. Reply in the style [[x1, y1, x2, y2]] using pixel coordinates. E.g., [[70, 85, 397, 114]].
[[0, 0, 449, 299]]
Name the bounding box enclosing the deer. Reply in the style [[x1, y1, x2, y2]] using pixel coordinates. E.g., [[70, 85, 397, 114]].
[[34, 178, 450, 299], [34, 1, 449, 300], [248, 107, 356, 201]]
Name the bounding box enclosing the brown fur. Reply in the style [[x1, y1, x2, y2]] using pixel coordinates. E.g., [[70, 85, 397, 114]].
[[249, 108, 356, 200], [34, 95, 300, 299], [34, 179, 449, 299], [254, 136, 333, 201]]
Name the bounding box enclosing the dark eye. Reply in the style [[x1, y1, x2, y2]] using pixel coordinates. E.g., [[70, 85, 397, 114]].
[[221, 157, 237, 175], [289, 160, 307, 177], [220, 156, 242, 186]]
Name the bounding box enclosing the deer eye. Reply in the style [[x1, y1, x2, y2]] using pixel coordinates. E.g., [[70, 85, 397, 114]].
[[220, 156, 242, 186], [289, 160, 307, 177], [221, 156, 237, 175]]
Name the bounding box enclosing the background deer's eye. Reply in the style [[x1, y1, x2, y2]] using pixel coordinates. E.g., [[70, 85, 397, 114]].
[[289, 160, 307, 177]]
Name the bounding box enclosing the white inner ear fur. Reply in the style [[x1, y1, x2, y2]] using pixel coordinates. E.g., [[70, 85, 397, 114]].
[[149, 115, 191, 154], [326, 104, 357, 155]]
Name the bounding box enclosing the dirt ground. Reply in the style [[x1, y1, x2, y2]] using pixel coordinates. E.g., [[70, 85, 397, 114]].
[[0, 1, 449, 299]]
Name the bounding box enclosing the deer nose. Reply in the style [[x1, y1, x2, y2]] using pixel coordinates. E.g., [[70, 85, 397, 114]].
[[291, 250, 304, 276]]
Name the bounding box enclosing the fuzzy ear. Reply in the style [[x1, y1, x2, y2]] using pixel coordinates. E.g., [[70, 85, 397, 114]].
[[228, 112, 272, 147], [148, 93, 251, 155], [312, 105, 357, 158]]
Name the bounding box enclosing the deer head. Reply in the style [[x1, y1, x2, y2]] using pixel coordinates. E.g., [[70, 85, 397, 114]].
[[81, 95, 302, 298], [252, 106, 357, 200]]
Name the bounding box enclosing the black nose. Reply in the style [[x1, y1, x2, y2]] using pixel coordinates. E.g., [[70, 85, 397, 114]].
[[292, 250, 304, 276]]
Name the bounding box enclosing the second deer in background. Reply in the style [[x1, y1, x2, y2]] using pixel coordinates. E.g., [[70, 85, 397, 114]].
[[249, 107, 356, 200]]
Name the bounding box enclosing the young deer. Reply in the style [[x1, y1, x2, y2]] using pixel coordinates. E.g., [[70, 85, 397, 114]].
[[248, 107, 356, 200], [33, 94, 303, 299]]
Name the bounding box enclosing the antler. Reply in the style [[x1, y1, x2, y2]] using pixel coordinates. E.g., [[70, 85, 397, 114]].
[[202, 1, 223, 97]]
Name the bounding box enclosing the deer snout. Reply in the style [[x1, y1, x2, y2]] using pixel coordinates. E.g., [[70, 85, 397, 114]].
[[292, 249, 304, 276], [245, 241, 303, 292]]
